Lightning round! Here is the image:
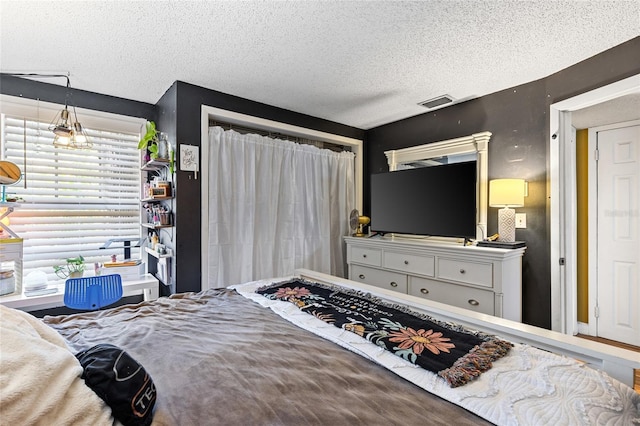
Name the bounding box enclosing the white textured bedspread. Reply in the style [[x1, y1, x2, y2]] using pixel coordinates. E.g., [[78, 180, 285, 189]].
[[233, 278, 640, 426]]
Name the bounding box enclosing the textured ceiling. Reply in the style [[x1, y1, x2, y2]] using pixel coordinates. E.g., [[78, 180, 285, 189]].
[[1, 1, 638, 129]]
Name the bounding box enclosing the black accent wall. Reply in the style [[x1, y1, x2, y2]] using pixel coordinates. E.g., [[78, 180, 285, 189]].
[[364, 37, 640, 328]]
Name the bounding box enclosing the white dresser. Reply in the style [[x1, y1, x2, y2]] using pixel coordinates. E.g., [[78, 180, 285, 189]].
[[345, 236, 525, 322]]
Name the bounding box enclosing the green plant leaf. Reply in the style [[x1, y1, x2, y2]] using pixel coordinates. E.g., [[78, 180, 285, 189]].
[[138, 121, 158, 150], [54, 255, 85, 278], [138, 137, 149, 150]]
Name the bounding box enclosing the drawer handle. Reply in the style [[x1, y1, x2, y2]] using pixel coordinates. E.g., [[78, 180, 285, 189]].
[[363, 254, 367, 258], [420, 288, 429, 295], [468, 299, 479, 306], [359, 274, 365, 280], [390, 282, 398, 287], [459, 269, 466, 274], [404, 260, 409, 265]]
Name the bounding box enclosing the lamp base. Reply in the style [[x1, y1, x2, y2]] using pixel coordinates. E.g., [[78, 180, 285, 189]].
[[497, 207, 516, 242]]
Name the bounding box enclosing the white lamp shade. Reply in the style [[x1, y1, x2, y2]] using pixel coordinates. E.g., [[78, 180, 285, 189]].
[[489, 179, 525, 207]]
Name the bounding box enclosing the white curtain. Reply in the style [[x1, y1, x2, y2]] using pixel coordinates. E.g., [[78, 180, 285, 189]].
[[207, 126, 355, 287]]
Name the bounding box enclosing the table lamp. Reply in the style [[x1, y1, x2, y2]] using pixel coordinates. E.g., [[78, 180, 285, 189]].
[[489, 179, 525, 242]]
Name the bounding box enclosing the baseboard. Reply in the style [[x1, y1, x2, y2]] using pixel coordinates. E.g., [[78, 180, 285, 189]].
[[577, 321, 590, 335]]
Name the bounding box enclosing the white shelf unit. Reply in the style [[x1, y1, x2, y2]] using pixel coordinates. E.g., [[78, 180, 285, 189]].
[[141, 158, 171, 172], [345, 236, 526, 322], [145, 247, 173, 259], [140, 156, 174, 289]]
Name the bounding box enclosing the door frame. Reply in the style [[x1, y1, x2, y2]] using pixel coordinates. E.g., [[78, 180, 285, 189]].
[[199, 104, 364, 291], [550, 73, 640, 334], [587, 119, 640, 338]]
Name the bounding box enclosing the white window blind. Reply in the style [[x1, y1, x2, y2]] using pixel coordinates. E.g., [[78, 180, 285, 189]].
[[1, 114, 141, 283]]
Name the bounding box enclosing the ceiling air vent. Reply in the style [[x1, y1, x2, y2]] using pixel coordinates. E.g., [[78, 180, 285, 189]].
[[418, 95, 455, 110]]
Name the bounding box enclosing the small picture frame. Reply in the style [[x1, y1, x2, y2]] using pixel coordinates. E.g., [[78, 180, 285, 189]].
[[151, 187, 167, 198], [180, 144, 199, 179]]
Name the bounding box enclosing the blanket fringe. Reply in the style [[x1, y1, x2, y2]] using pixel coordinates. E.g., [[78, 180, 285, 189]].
[[438, 339, 513, 387]]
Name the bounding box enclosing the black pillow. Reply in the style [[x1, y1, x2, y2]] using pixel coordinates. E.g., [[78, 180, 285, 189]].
[[76, 344, 156, 426]]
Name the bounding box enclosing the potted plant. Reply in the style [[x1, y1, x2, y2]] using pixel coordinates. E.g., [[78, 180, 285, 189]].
[[138, 121, 174, 172], [138, 121, 160, 159], [54, 255, 86, 279]]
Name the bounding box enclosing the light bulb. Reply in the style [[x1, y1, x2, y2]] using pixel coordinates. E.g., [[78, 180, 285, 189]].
[[54, 135, 71, 147]]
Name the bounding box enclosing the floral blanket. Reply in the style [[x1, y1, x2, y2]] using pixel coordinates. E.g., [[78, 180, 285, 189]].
[[257, 279, 512, 387]]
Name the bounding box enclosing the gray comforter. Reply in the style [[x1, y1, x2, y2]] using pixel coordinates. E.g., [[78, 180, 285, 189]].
[[44, 288, 490, 426]]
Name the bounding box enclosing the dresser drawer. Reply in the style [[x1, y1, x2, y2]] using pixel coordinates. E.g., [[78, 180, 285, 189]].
[[383, 251, 435, 277], [350, 246, 382, 267], [437, 258, 493, 288], [350, 265, 407, 293], [409, 277, 495, 315]]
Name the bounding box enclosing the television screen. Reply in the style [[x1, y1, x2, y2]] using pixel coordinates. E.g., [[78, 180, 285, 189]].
[[370, 161, 477, 238]]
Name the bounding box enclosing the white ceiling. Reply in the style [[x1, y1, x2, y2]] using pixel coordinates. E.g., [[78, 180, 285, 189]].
[[1, 1, 638, 130]]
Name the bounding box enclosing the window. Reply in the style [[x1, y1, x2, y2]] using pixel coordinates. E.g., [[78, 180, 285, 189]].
[[1, 98, 143, 283]]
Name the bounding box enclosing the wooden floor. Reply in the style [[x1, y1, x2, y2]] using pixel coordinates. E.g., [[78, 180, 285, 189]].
[[576, 334, 640, 393]]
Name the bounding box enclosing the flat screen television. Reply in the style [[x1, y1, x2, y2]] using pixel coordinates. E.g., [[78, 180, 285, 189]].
[[370, 161, 477, 238]]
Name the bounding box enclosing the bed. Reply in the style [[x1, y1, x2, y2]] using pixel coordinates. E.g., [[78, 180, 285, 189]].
[[1, 269, 638, 425]]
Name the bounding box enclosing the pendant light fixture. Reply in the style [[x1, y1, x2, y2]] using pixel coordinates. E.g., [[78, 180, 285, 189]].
[[5, 73, 92, 149], [48, 75, 92, 149]]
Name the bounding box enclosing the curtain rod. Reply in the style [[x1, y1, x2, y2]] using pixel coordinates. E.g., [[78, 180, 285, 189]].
[[209, 119, 346, 153]]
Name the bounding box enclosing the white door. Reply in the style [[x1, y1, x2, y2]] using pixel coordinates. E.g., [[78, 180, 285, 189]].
[[596, 124, 640, 346]]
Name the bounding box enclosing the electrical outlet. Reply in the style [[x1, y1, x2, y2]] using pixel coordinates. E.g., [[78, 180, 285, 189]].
[[515, 213, 527, 228]]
